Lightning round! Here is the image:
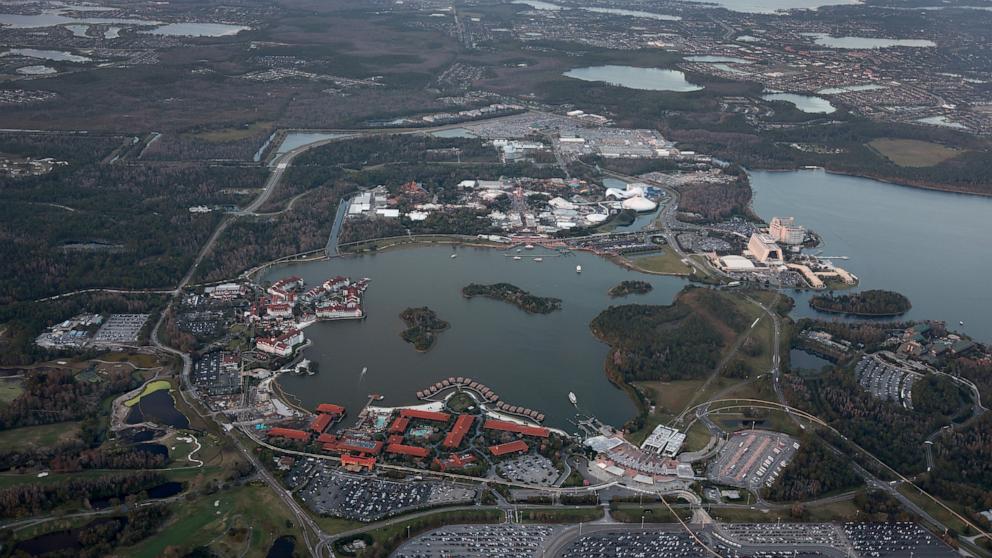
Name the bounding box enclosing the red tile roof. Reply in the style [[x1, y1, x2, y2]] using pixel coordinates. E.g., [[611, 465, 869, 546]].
[[385, 443, 429, 458], [267, 427, 310, 441], [489, 440, 529, 456], [443, 414, 475, 449], [316, 403, 346, 416], [483, 419, 549, 438], [388, 416, 410, 434], [400, 409, 451, 422], [310, 413, 333, 433]]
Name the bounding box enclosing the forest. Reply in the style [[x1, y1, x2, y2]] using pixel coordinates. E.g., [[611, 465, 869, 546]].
[[783, 368, 947, 474], [608, 280, 653, 298], [0, 471, 166, 518], [809, 290, 912, 317], [764, 435, 862, 502], [589, 287, 746, 383]]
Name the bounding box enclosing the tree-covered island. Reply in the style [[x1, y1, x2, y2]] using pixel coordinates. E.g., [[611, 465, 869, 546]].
[[609, 280, 653, 298], [461, 283, 562, 314], [399, 307, 450, 352], [809, 290, 911, 317]]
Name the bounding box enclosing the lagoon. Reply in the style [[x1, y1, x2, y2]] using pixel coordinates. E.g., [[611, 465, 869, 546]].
[[806, 33, 936, 49], [266, 246, 689, 430]]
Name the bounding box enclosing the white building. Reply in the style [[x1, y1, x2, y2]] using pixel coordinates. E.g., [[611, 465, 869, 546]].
[[769, 216, 805, 245], [641, 425, 686, 457], [256, 328, 305, 357]]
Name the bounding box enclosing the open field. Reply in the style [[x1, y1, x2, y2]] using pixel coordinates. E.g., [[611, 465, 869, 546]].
[[867, 138, 962, 167], [519, 507, 604, 523], [0, 421, 83, 453], [706, 498, 861, 523], [125, 380, 172, 407], [122, 484, 304, 558], [0, 378, 24, 406], [628, 250, 692, 276]]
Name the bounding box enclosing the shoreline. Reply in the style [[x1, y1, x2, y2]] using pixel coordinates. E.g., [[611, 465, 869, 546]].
[[753, 165, 992, 199]]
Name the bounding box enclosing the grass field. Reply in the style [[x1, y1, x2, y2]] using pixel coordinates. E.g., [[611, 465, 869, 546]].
[[867, 138, 961, 167], [191, 121, 275, 143], [627, 250, 692, 276], [0, 421, 82, 452], [0, 378, 23, 406], [123, 485, 304, 558], [519, 507, 603, 523], [707, 498, 860, 523]]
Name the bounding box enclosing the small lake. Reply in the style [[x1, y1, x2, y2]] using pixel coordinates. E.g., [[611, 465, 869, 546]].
[[806, 33, 936, 49], [685, 0, 861, 14], [512, 0, 561, 10], [1, 48, 91, 62], [915, 115, 967, 130], [274, 132, 350, 157], [582, 7, 681, 20], [266, 245, 691, 429], [686, 55, 752, 64], [16, 65, 57, 75], [816, 84, 886, 95], [563, 65, 703, 92], [762, 93, 836, 114], [146, 481, 183, 499], [749, 169, 992, 342], [141, 22, 249, 37]]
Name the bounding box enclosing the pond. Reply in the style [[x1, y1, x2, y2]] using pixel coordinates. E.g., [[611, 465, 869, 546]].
[[762, 92, 836, 114], [789, 349, 833, 375], [563, 65, 703, 92], [126, 389, 189, 429]]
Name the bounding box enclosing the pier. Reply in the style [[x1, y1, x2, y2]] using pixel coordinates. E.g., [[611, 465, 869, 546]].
[[416, 376, 546, 423]]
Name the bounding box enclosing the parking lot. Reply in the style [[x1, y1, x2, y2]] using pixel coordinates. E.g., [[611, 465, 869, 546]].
[[394, 524, 561, 558], [91, 313, 150, 345], [855, 355, 919, 410], [707, 430, 798, 491], [719, 523, 849, 549], [843, 522, 956, 557], [299, 465, 476, 521], [496, 453, 560, 486], [559, 530, 708, 557]]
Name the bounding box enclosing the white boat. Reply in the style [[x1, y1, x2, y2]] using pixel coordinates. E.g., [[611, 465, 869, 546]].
[[960, 321, 965, 326], [576, 265, 582, 273], [568, 392, 577, 406], [360, 366, 368, 378], [513, 256, 521, 260], [450, 253, 457, 259], [533, 257, 543, 262]]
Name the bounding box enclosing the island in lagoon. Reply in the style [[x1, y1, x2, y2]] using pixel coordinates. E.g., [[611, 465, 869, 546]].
[[809, 289, 911, 317], [399, 307, 450, 351], [461, 283, 562, 314], [609, 280, 654, 298]]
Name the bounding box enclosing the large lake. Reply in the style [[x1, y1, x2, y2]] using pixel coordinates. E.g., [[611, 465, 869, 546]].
[[750, 169, 992, 342], [265, 246, 688, 430], [564, 66, 703, 92], [762, 93, 836, 114]]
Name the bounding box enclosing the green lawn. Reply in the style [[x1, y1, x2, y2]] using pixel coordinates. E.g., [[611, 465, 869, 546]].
[[0, 421, 82, 452], [519, 507, 603, 523], [123, 485, 304, 558], [125, 380, 172, 407], [628, 250, 692, 276], [0, 378, 24, 406]]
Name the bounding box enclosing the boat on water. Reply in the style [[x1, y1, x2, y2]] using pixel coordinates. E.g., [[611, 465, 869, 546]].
[[360, 366, 368, 379], [960, 321, 965, 326], [513, 256, 522, 260], [568, 392, 577, 406], [534, 257, 543, 262], [576, 265, 582, 273], [450, 253, 458, 259]]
